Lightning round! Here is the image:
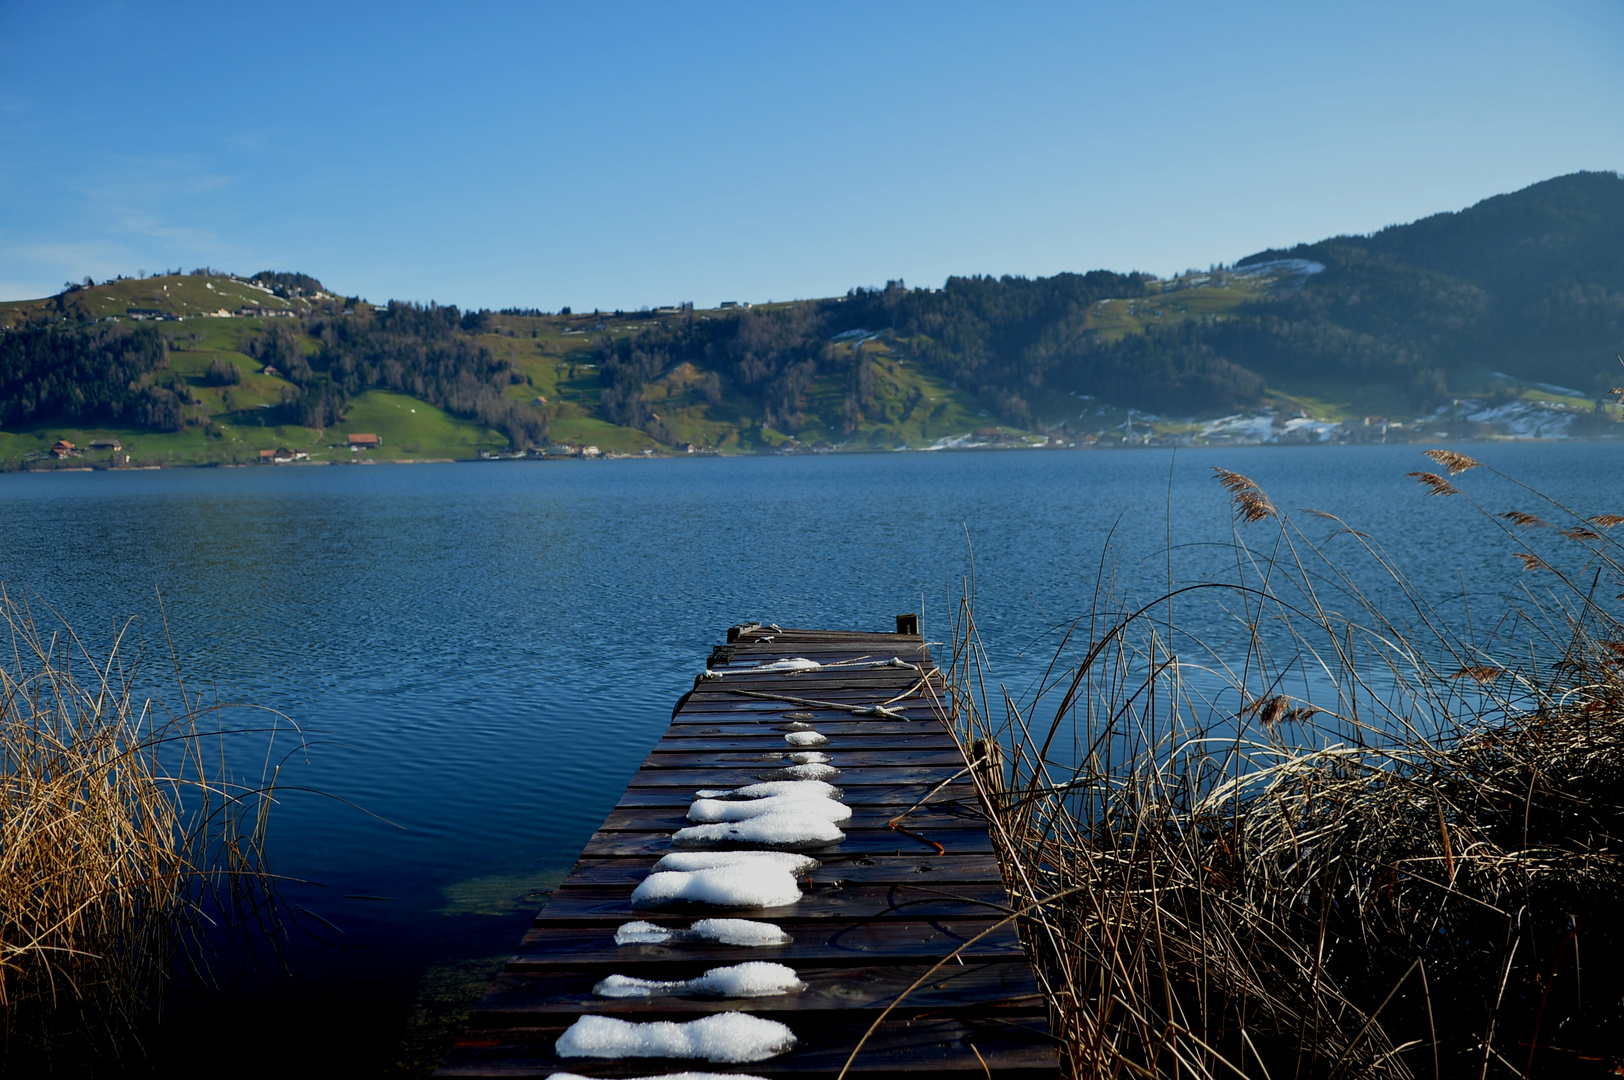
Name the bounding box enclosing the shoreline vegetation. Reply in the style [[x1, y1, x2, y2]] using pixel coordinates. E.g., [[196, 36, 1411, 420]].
[[947, 452, 1624, 1078], [8, 429, 1624, 475], [4, 172, 1624, 469], [0, 593, 290, 1071]]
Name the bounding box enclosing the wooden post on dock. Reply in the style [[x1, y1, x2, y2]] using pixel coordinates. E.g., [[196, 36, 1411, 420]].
[[970, 736, 1007, 816]]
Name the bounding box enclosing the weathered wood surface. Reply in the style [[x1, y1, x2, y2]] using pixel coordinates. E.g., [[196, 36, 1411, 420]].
[[556, 853, 1004, 887], [436, 624, 1058, 1078], [507, 919, 1028, 969], [473, 961, 1044, 1014], [533, 882, 1012, 922], [439, 1017, 1058, 1077], [639, 749, 970, 768], [613, 782, 979, 807]]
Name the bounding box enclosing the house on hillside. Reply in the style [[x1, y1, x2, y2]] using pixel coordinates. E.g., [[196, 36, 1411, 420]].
[[49, 440, 78, 459], [348, 433, 381, 450], [258, 449, 275, 463], [88, 438, 122, 451]]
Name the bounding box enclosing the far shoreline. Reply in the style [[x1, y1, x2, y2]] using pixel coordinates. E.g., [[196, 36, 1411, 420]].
[[5, 435, 1623, 477]]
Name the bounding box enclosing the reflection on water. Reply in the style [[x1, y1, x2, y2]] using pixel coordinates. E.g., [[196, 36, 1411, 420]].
[[2, 443, 1620, 1073]]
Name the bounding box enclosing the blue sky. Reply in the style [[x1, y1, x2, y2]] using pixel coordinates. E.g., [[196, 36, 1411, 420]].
[[2, 1, 1621, 310]]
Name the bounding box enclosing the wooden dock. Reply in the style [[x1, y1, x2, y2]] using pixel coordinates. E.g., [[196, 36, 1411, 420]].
[[436, 621, 1059, 1079]]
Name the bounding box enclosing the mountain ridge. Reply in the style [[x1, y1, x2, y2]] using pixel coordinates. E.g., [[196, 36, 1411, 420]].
[[2, 171, 1621, 465]]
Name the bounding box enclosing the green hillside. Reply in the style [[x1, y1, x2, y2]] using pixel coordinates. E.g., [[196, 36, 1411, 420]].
[[4, 171, 1623, 468], [0, 270, 324, 328], [0, 274, 991, 467]]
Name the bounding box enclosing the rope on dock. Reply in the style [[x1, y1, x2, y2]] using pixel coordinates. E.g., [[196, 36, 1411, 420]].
[[714, 666, 943, 720], [717, 687, 910, 719]]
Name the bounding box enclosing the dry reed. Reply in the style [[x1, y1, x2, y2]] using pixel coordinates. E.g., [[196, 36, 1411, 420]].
[[946, 454, 1624, 1079], [0, 591, 289, 1065]]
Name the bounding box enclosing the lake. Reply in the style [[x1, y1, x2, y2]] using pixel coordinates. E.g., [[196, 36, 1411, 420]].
[[3, 442, 1619, 1073]]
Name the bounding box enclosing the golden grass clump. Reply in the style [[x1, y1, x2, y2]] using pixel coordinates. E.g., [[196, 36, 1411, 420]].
[[947, 452, 1624, 1079], [0, 592, 286, 1061]]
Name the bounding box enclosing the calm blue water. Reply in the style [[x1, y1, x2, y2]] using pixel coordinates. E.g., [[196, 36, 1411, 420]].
[[3, 443, 1620, 1071]]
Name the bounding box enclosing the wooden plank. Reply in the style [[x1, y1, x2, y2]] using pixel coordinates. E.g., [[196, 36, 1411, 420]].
[[665, 718, 943, 733], [688, 678, 937, 691], [558, 853, 1005, 887], [685, 689, 940, 704], [471, 961, 1044, 1015], [613, 782, 977, 807], [650, 733, 958, 753], [732, 635, 927, 643], [671, 705, 942, 721], [710, 659, 930, 672], [506, 919, 1027, 970], [717, 651, 926, 663], [696, 673, 942, 689], [606, 765, 970, 787], [535, 881, 1011, 923], [436, 1016, 1057, 1077], [638, 749, 969, 768], [735, 628, 923, 636], [713, 663, 932, 671], [596, 804, 985, 832], [580, 827, 994, 857]]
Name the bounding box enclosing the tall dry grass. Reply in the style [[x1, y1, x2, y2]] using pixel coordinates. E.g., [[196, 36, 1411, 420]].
[[0, 591, 289, 1064], [948, 451, 1624, 1079]]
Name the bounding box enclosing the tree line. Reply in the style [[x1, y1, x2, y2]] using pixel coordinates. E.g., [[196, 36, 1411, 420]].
[[0, 300, 546, 447], [0, 323, 187, 431], [257, 302, 546, 446], [588, 270, 1266, 435]]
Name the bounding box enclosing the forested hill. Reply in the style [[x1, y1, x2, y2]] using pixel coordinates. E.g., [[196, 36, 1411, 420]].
[[1235, 170, 1624, 399], [586, 170, 1624, 435], [1, 171, 1622, 464]]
